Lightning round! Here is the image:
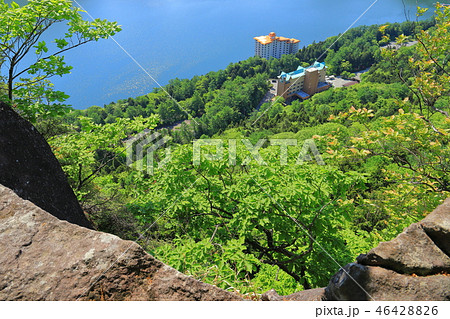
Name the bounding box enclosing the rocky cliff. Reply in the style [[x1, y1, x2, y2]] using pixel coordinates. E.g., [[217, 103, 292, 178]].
[[0, 102, 91, 229], [0, 184, 241, 301]]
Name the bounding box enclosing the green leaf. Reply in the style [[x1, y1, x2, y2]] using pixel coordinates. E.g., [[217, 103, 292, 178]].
[[55, 38, 69, 49]]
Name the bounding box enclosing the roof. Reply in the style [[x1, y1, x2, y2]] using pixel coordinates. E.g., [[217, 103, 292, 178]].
[[254, 32, 300, 45], [282, 67, 306, 81], [294, 90, 310, 99], [317, 82, 331, 89], [278, 62, 326, 82], [311, 61, 326, 71]]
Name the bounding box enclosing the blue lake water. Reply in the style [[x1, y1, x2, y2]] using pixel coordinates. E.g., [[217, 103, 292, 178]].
[[8, 0, 436, 109]]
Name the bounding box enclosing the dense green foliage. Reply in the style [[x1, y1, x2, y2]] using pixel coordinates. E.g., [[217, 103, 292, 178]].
[[22, 3, 450, 297], [141, 145, 367, 290], [292, 19, 435, 75], [247, 82, 410, 134]]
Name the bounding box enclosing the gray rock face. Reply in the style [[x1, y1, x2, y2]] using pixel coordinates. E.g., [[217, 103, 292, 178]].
[[326, 264, 450, 301], [0, 102, 91, 229], [325, 263, 369, 301], [421, 199, 450, 256], [0, 184, 241, 301], [262, 288, 325, 301], [356, 223, 450, 275], [326, 198, 450, 301]]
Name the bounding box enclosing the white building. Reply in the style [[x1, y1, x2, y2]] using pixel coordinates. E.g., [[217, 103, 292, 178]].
[[254, 32, 300, 59]]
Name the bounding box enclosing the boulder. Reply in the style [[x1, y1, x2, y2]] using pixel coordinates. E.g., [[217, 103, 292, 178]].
[[325, 263, 369, 301], [326, 264, 450, 301], [326, 198, 450, 301], [356, 223, 450, 275], [420, 198, 450, 256], [262, 288, 325, 301], [0, 184, 241, 301], [0, 102, 91, 229]]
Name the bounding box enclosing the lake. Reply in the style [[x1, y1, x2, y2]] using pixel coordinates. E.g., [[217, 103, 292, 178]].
[[7, 0, 436, 109]]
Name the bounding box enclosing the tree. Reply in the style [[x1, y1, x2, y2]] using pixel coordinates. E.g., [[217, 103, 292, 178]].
[[409, 4, 449, 118], [0, 0, 121, 121], [127, 141, 364, 290], [380, 3, 449, 120], [322, 106, 449, 239], [50, 115, 159, 201]]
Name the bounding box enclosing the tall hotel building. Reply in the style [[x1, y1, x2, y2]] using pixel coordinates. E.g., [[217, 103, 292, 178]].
[[254, 32, 300, 59]]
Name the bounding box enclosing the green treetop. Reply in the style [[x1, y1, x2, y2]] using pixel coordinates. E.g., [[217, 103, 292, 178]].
[[0, 0, 121, 121]]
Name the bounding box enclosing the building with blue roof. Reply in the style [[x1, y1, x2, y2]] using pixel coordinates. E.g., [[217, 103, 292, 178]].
[[272, 62, 331, 100]]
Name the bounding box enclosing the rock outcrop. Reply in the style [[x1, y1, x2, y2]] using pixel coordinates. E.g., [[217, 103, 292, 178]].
[[325, 198, 450, 301], [326, 263, 449, 301], [0, 184, 241, 301], [263, 198, 450, 301], [0, 102, 91, 229], [262, 288, 325, 301]]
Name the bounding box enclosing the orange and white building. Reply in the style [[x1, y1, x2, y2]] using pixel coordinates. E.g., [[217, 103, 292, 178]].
[[254, 32, 300, 59]]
